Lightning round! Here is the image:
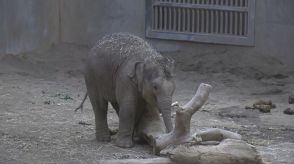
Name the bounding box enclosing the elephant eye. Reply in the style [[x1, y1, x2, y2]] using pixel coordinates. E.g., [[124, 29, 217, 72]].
[[153, 85, 158, 91]]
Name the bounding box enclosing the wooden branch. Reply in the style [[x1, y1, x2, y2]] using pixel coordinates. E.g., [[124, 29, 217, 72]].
[[153, 83, 212, 154], [195, 128, 242, 142], [100, 138, 262, 164], [182, 83, 212, 114]]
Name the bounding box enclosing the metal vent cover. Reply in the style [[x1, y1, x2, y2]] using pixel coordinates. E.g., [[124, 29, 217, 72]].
[[146, 0, 256, 46]]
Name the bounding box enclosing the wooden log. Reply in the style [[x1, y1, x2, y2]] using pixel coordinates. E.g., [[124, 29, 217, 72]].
[[99, 139, 262, 164], [153, 83, 212, 154], [161, 139, 263, 164], [99, 157, 175, 164], [195, 128, 242, 142]]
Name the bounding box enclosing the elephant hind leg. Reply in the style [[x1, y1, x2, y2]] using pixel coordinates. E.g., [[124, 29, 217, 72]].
[[85, 73, 110, 142], [93, 98, 110, 142]]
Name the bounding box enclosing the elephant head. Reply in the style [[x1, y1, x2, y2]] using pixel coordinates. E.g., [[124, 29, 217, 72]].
[[129, 56, 175, 132]]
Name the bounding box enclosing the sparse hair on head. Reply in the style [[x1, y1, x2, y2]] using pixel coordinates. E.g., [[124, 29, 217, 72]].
[[145, 56, 175, 79]]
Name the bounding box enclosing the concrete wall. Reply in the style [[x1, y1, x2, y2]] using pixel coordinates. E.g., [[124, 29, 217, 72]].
[[60, 0, 145, 45], [1, 0, 293, 73], [61, 0, 294, 73], [0, 0, 59, 54]]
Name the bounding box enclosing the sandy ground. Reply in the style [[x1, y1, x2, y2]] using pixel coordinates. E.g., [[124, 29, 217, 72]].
[[0, 44, 293, 163]]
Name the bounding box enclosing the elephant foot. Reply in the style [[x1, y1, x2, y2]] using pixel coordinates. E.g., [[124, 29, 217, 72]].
[[116, 135, 133, 148], [96, 132, 111, 142]]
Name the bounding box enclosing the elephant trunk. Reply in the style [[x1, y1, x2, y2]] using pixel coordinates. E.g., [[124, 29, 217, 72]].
[[158, 96, 173, 133]]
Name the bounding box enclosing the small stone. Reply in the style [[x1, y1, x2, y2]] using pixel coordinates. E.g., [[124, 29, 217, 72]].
[[254, 104, 271, 113], [78, 121, 91, 126], [284, 108, 294, 115], [254, 100, 272, 106], [251, 100, 276, 113], [259, 107, 271, 113], [289, 95, 294, 104], [61, 95, 73, 100], [271, 74, 288, 79], [43, 100, 51, 105]]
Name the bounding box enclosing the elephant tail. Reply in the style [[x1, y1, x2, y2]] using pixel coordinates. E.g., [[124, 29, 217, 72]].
[[74, 92, 88, 112]]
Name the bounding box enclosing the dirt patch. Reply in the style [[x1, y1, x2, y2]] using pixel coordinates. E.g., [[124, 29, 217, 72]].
[[165, 50, 293, 80]]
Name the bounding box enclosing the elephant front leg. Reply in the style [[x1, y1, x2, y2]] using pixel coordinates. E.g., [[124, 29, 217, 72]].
[[116, 98, 137, 148]]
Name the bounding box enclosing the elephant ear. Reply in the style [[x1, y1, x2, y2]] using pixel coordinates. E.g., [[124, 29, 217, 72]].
[[128, 61, 144, 92]]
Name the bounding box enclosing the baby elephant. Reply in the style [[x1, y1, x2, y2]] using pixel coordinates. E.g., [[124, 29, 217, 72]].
[[84, 33, 175, 148]]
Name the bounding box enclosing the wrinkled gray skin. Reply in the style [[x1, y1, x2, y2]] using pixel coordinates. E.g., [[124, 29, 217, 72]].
[[84, 33, 175, 148]]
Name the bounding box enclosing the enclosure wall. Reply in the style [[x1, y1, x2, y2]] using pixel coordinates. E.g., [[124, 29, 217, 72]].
[[0, 0, 59, 54], [60, 0, 294, 71], [1, 0, 293, 71]]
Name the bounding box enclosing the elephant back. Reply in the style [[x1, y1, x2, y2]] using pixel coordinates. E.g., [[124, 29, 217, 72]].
[[90, 33, 162, 62]]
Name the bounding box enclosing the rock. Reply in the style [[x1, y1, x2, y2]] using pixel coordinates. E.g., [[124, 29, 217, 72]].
[[246, 100, 275, 113], [270, 74, 288, 79], [43, 100, 51, 105], [283, 108, 294, 115], [254, 100, 272, 106], [254, 105, 272, 113], [289, 95, 294, 104]]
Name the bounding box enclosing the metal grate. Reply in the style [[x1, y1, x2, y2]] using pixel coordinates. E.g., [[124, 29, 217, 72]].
[[146, 0, 256, 46]]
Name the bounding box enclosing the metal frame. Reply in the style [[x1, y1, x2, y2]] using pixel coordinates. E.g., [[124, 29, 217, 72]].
[[145, 0, 256, 46]]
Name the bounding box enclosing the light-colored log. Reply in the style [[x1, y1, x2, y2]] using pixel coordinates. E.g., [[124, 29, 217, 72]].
[[154, 83, 212, 154], [99, 157, 175, 164], [195, 128, 242, 142], [161, 139, 263, 164]]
